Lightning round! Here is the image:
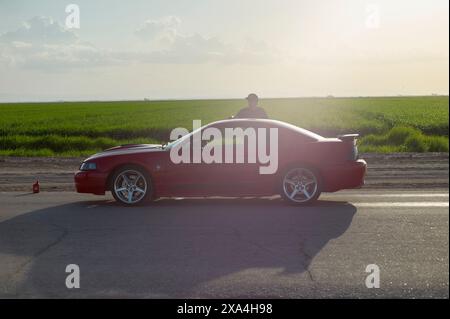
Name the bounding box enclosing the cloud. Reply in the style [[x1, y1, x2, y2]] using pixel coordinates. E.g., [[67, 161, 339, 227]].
[[0, 15, 279, 71], [114, 32, 278, 65], [133, 16, 279, 64], [134, 16, 181, 44], [0, 16, 118, 70], [1, 16, 77, 45]]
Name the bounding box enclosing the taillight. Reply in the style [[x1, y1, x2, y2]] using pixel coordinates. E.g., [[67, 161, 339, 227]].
[[352, 142, 359, 160], [337, 134, 359, 161]]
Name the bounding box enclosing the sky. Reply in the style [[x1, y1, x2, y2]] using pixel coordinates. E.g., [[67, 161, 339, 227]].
[[0, 0, 448, 101]]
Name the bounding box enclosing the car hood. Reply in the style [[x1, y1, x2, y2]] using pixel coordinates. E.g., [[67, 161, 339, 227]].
[[85, 144, 164, 160]]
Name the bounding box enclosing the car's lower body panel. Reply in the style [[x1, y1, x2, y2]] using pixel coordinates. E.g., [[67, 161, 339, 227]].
[[74, 171, 108, 195], [74, 159, 367, 198], [321, 159, 367, 192]]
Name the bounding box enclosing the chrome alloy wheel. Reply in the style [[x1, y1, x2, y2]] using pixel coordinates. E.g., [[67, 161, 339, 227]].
[[113, 169, 148, 204], [282, 167, 318, 203]]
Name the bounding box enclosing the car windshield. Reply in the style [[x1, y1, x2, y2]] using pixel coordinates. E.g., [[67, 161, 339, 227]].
[[164, 125, 204, 149]]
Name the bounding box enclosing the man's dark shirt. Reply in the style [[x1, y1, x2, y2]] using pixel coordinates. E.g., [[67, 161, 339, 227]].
[[234, 106, 268, 119]]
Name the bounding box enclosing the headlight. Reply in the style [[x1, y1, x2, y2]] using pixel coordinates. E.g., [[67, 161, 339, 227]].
[[80, 162, 97, 171]]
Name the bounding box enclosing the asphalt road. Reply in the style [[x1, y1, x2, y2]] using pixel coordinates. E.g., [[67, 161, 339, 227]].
[[0, 189, 448, 298]]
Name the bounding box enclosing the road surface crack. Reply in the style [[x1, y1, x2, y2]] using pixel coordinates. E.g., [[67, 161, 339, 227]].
[[12, 223, 69, 277], [298, 237, 315, 282], [231, 228, 316, 282]]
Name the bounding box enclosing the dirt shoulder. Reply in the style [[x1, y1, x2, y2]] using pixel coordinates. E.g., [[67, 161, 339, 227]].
[[0, 153, 448, 192]]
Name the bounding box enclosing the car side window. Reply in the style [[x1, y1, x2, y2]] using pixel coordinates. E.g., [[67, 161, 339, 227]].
[[202, 124, 250, 147]]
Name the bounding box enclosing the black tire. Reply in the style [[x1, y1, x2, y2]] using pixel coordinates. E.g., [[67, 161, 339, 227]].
[[279, 166, 322, 205], [110, 165, 153, 206]]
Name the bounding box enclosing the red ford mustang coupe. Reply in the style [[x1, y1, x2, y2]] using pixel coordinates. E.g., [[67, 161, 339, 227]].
[[75, 119, 366, 205]]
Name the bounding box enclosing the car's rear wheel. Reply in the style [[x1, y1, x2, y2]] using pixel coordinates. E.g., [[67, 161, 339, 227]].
[[280, 167, 321, 205], [111, 166, 152, 205]]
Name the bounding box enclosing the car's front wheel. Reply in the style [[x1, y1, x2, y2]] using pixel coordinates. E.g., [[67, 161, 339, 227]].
[[280, 166, 321, 205], [111, 166, 152, 205]]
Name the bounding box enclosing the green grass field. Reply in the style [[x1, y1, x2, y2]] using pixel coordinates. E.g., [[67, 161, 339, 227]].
[[0, 96, 448, 156]]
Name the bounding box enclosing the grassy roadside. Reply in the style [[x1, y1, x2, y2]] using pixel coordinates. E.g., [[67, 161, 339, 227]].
[[359, 126, 448, 153], [0, 96, 448, 156], [0, 135, 159, 157]]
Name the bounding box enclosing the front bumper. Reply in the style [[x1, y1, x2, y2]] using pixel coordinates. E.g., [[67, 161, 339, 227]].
[[74, 171, 108, 195], [322, 159, 367, 192]]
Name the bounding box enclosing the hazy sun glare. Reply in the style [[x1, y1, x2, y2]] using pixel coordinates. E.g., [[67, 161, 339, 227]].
[[0, 0, 448, 101]]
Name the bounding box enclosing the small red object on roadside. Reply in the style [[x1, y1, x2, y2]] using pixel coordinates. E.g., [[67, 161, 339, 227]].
[[33, 180, 40, 193]]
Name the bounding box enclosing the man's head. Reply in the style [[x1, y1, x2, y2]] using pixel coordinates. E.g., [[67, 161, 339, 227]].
[[246, 93, 259, 107]]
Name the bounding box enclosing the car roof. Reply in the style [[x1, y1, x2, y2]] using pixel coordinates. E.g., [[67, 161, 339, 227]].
[[208, 118, 325, 141]]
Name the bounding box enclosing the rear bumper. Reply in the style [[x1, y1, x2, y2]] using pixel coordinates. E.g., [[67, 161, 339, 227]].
[[74, 171, 108, 195], [322, 159, 367, 192]]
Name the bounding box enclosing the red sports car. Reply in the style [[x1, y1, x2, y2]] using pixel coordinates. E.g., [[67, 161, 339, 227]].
[[75, 119, 366, 205]]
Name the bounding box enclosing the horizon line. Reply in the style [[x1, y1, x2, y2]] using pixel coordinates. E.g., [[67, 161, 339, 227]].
[[0, 93, 448, 104]]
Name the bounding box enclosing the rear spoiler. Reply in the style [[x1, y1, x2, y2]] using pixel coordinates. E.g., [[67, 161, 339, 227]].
[[337, 134, 359, 142]]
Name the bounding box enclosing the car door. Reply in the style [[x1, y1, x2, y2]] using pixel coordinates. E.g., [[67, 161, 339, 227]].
[[160, 122, 259, 196]]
